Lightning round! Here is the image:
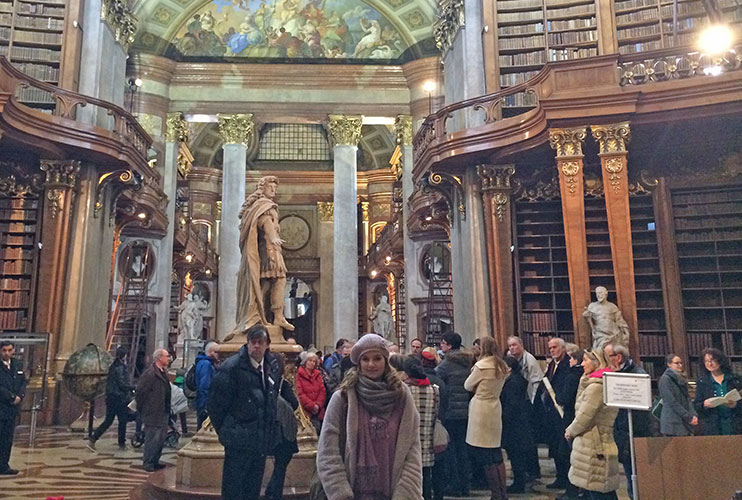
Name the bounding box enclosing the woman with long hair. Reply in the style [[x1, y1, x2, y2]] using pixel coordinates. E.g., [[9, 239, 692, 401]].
[[564, 350, 619, 500], [316, 333, 423, 499], [694, 347, 742, 435], [464, 336, 510, 500]]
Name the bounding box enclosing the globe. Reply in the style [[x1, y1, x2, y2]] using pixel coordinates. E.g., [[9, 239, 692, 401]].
[[62, 343, 113, 401]]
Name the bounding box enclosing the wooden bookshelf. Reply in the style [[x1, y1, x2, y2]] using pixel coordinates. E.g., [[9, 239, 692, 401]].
[[514, 198, 575, 357], [584, 195, 617, 297], [671, 186, 742, 378], [0, 194, 39, 332]]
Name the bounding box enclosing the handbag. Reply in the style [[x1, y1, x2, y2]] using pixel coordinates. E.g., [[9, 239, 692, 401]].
[[309, 393, 347, 500], [433, 419, 449, 454], [651, 397, 663, 421]]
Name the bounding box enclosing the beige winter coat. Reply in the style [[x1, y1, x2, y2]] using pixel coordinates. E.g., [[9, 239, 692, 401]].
[[464, 356, 506, 448], [565, 374, 620, 493], [316, 385, 423, 500]]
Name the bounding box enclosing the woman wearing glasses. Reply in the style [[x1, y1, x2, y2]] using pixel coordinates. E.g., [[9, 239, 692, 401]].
[[694, 348, 742, 436], [658, 354, 698, 436]]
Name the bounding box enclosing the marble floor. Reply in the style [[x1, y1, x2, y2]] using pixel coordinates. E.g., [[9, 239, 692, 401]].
[[1, 419, 630, 500]]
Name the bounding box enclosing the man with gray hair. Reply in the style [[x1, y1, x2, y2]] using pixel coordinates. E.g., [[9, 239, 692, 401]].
[[507, 335, 543, 402], [135, 348, 171, 472], [195, 341, 220, 430], [604, 343, 651, 500]]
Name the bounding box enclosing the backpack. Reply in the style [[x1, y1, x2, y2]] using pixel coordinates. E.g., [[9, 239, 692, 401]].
[[185, 363, 197, 392]]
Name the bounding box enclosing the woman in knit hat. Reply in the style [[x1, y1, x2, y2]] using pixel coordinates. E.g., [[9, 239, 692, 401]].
[[316, 333, 423, 500]]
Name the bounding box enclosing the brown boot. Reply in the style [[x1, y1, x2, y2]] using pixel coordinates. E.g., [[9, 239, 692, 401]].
[[496, 462, 509, 500], [485, 464, 507, 500]]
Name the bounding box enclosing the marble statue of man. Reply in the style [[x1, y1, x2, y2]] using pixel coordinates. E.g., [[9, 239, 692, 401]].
[[583, 286, 630, 349], [177, 293, 208, 341], [235, 175, 295, 333], [369, 295, 394, 342]]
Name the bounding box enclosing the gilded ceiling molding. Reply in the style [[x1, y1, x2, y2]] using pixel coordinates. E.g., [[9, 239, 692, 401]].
[[548, 127, 587, 157], [165, 112, 188, 143], [217, 113, 255, 145], [591, 122, 631, 154], [101, 0, 138, 50], [394, 115, 412, 147], [327, 115, 363, 147], [317, 201, 334, 222], [433, 0, 465, 59]]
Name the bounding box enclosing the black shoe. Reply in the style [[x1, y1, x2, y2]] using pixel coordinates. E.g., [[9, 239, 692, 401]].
[[547, 480, 568, 489], [154, 463, 167, 470], [143, 465, 156, 472], [0, 468, 19, 475]]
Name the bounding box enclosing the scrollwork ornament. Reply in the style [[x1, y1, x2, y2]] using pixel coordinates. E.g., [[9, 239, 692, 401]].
[[604, 157, 624, 194], [165, 112, 188, 143], [433, 0, 465, 58], [40, 160, 80, 188], [493, 192, 509, 222], [560, 161, 581, 195], [549, 127, 587, 157], [477, 164, 516, 191], [317, 201, 334, 222], [47, 189, 63, 219], [327, 115, 363, 147], [394, 115, 412, 146], [101, 0, 138, 50], [361, 201, 369, 222], [217, 113, 255, 145], [591, 122, 631, 154]]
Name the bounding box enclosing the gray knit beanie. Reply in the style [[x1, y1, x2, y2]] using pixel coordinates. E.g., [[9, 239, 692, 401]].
[[350, 333, 390, 365]]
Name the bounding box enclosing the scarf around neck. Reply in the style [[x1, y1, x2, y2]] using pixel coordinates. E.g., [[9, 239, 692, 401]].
[[356, 374, 402, 416]]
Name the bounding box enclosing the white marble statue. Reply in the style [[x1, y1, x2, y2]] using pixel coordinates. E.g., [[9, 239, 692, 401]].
[[369, 295, 394, 342], [582, 286, 630, 349], [177, 293, 209, 341]]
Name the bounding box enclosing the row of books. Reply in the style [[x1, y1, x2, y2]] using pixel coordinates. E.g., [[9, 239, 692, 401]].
[[0, 277, 31, 289], [546, 4, 594, 16], [615, 0, 661, 12], [500, 71, 540, 87], [674, 191, 742, 205], [546, 0, 594, 6], [11, 61, 58, 81], [500, 51, 546, 67], [550, 47, 598, 60], [499, 35, 545, 50], [640, 361, 657, 378], [619, 40, 663, 52], [0, 198, 38, 209], [675, 217, 742, 230], [548, 30, 597, 45], [504, 92, 539, 107], [522, 312, 558, 333], [497, 0, 543, 10], [659, 3, 705, 17], [17, 3, 64, 17], [0, 209, 36, 220], [1, 259, 33, 274], [13, 29, 62, 45], [638, 334, 669, 356], [0, 222, 35, 233], [499, 11, 544, 23], [15, 14, 63, 30], [3, 235, 34, 246], [0, 247, 32, 260], [0, 44, 6, 56], [547, 18, 595, 30], [0, 290, 29, 307], [616, 8, 659, 24], [618, 25, 663, 39], [11, 45, 60, 62], [16, 86, 54, 104], [676, 229, 742, 242], [0, 310, 27, 329], [0, 2, 11, 13], [0, 12, 9, 24], [674, 201, 742, 217], [499, 23, 544, 36]]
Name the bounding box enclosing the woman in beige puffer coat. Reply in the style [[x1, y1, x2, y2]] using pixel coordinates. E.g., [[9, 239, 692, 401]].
[[564, 350, 620, 500]]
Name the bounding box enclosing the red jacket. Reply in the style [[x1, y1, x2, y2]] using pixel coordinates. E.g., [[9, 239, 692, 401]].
[[296, 366, 326, 420]]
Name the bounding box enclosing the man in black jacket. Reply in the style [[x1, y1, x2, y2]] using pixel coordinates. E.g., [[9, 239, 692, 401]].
[[136, 348, 172, 472], [0, 340, 26, 475], [88, 346, 135, 451], [208, 325, 283, 500], [605, 343, 651, 500], [435, 332, 474, 496]]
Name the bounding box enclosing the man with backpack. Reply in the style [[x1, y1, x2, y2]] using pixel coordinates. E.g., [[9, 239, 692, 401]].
[[193, 341, 219, 430], [323, 338, 349, 396]]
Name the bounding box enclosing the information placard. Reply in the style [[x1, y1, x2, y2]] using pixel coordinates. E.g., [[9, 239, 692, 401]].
[[603, 372, 652, 410]]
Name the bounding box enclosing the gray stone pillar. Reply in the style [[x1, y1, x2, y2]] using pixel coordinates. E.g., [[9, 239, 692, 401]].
[[327, 115, 363, 343], [216, 114, 254, 339], [152, 113, 187, 348]]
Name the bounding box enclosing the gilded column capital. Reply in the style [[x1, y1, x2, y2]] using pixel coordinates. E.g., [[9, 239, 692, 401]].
[[317, 201, 334, 222], [101, 0, 137, 50], [394, 115, 412, 147], [548, 127, 587, 157], [590, 122, 631, 154], [477, 164, 516, 191], [165, 112, 188, 143], [40, 160, 81, 188], [361, 201, 370, 222], [433, 0, 465, 58], [327, 115, 363, 147], [218, 113, 255, 145]]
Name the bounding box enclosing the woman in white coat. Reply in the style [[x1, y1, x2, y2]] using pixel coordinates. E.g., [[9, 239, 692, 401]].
[[464, 336, 510, 500]]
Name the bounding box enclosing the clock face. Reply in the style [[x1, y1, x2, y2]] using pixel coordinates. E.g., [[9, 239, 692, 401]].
[[279, 214, 311, 251]]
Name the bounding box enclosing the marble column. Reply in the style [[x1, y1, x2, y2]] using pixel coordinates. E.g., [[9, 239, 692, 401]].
[[327, 115, 363, 343], [152, 113, 187, 348], [216, 114, 254, 339], [317, 202, 335, 349]]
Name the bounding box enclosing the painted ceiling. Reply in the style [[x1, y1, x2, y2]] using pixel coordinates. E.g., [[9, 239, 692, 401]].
[[131, 0, 438, 62]]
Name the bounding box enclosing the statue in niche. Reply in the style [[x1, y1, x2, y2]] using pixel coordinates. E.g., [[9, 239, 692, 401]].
[[369, 295, 394, 342], [177, 293, 209, 341], [235, 175, 295, 334], [583, 286, 630, 349]]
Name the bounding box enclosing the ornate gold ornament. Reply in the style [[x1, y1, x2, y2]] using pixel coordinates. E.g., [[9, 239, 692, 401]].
[[361, 201, 370, 222], [560, 161, 581, 195], [478, 164, 516, 191], [47, 189, 64, 219], [548, 127, 587, 157], [604, 157, 624, 194], [40, 160, 80, 188], [177, 152, 192, 178], [591, 122, 631, 154], [493, 192, 509, 222], [317, 201, 334, 222], [433, 0, 465, 58], [100, 0, 138, 50], [217, 113, 255, 145], [216, 201, 222, 220], [94, 169, 139, 218], [327, 115, 363, 147], [394, 115, 412, 147], [165, 112, 188, 143]]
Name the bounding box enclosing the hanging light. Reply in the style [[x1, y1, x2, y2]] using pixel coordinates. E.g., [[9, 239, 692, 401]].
[[698, 24, 734, 55]]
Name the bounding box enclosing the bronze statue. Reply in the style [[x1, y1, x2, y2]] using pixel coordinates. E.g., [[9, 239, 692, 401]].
[[583, 286, 629, 349], [235, 176, 295, 334]]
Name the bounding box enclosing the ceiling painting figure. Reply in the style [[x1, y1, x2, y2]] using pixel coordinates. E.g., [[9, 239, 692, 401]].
[[173, 0, 409, 60]]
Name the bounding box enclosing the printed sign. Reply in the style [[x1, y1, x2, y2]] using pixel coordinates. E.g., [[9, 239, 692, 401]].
[[603, 372, 652, 410]]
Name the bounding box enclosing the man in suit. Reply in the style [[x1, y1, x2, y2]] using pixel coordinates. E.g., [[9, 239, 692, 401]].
[[0, 340, 27, 475], [135, 348, 171, 472], [535, 337, 572, 490]]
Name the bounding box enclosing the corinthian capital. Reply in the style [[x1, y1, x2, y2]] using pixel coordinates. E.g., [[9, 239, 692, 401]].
[[478, 164, 516, 191], [327, 115, 363, 147], [165, 112, 188, 143], [394, 115, 412, 146], [218, 113, 255, 145], [40, 160, 81, 188], [549, 127, 587, 157], [591, 122, 631, 154]]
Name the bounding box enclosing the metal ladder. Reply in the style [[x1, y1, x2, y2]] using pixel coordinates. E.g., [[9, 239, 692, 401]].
[[424, 244, 454, 346]]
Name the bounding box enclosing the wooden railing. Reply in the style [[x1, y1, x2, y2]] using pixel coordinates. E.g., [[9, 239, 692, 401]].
[[0, 56, 151, 167]]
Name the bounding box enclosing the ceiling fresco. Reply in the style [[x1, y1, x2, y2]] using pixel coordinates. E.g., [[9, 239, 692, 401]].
[[131, 0, 438, 62]]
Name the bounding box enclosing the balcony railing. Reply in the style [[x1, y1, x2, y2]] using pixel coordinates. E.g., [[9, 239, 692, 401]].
[[618, 45, 742, 85]]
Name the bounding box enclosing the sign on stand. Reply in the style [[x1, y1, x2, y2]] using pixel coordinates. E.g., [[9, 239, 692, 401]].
[[603, 371, 652, 500]]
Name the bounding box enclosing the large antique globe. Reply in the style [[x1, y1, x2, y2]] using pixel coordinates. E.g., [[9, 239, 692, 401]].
[[62, 343, 113, 401]]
